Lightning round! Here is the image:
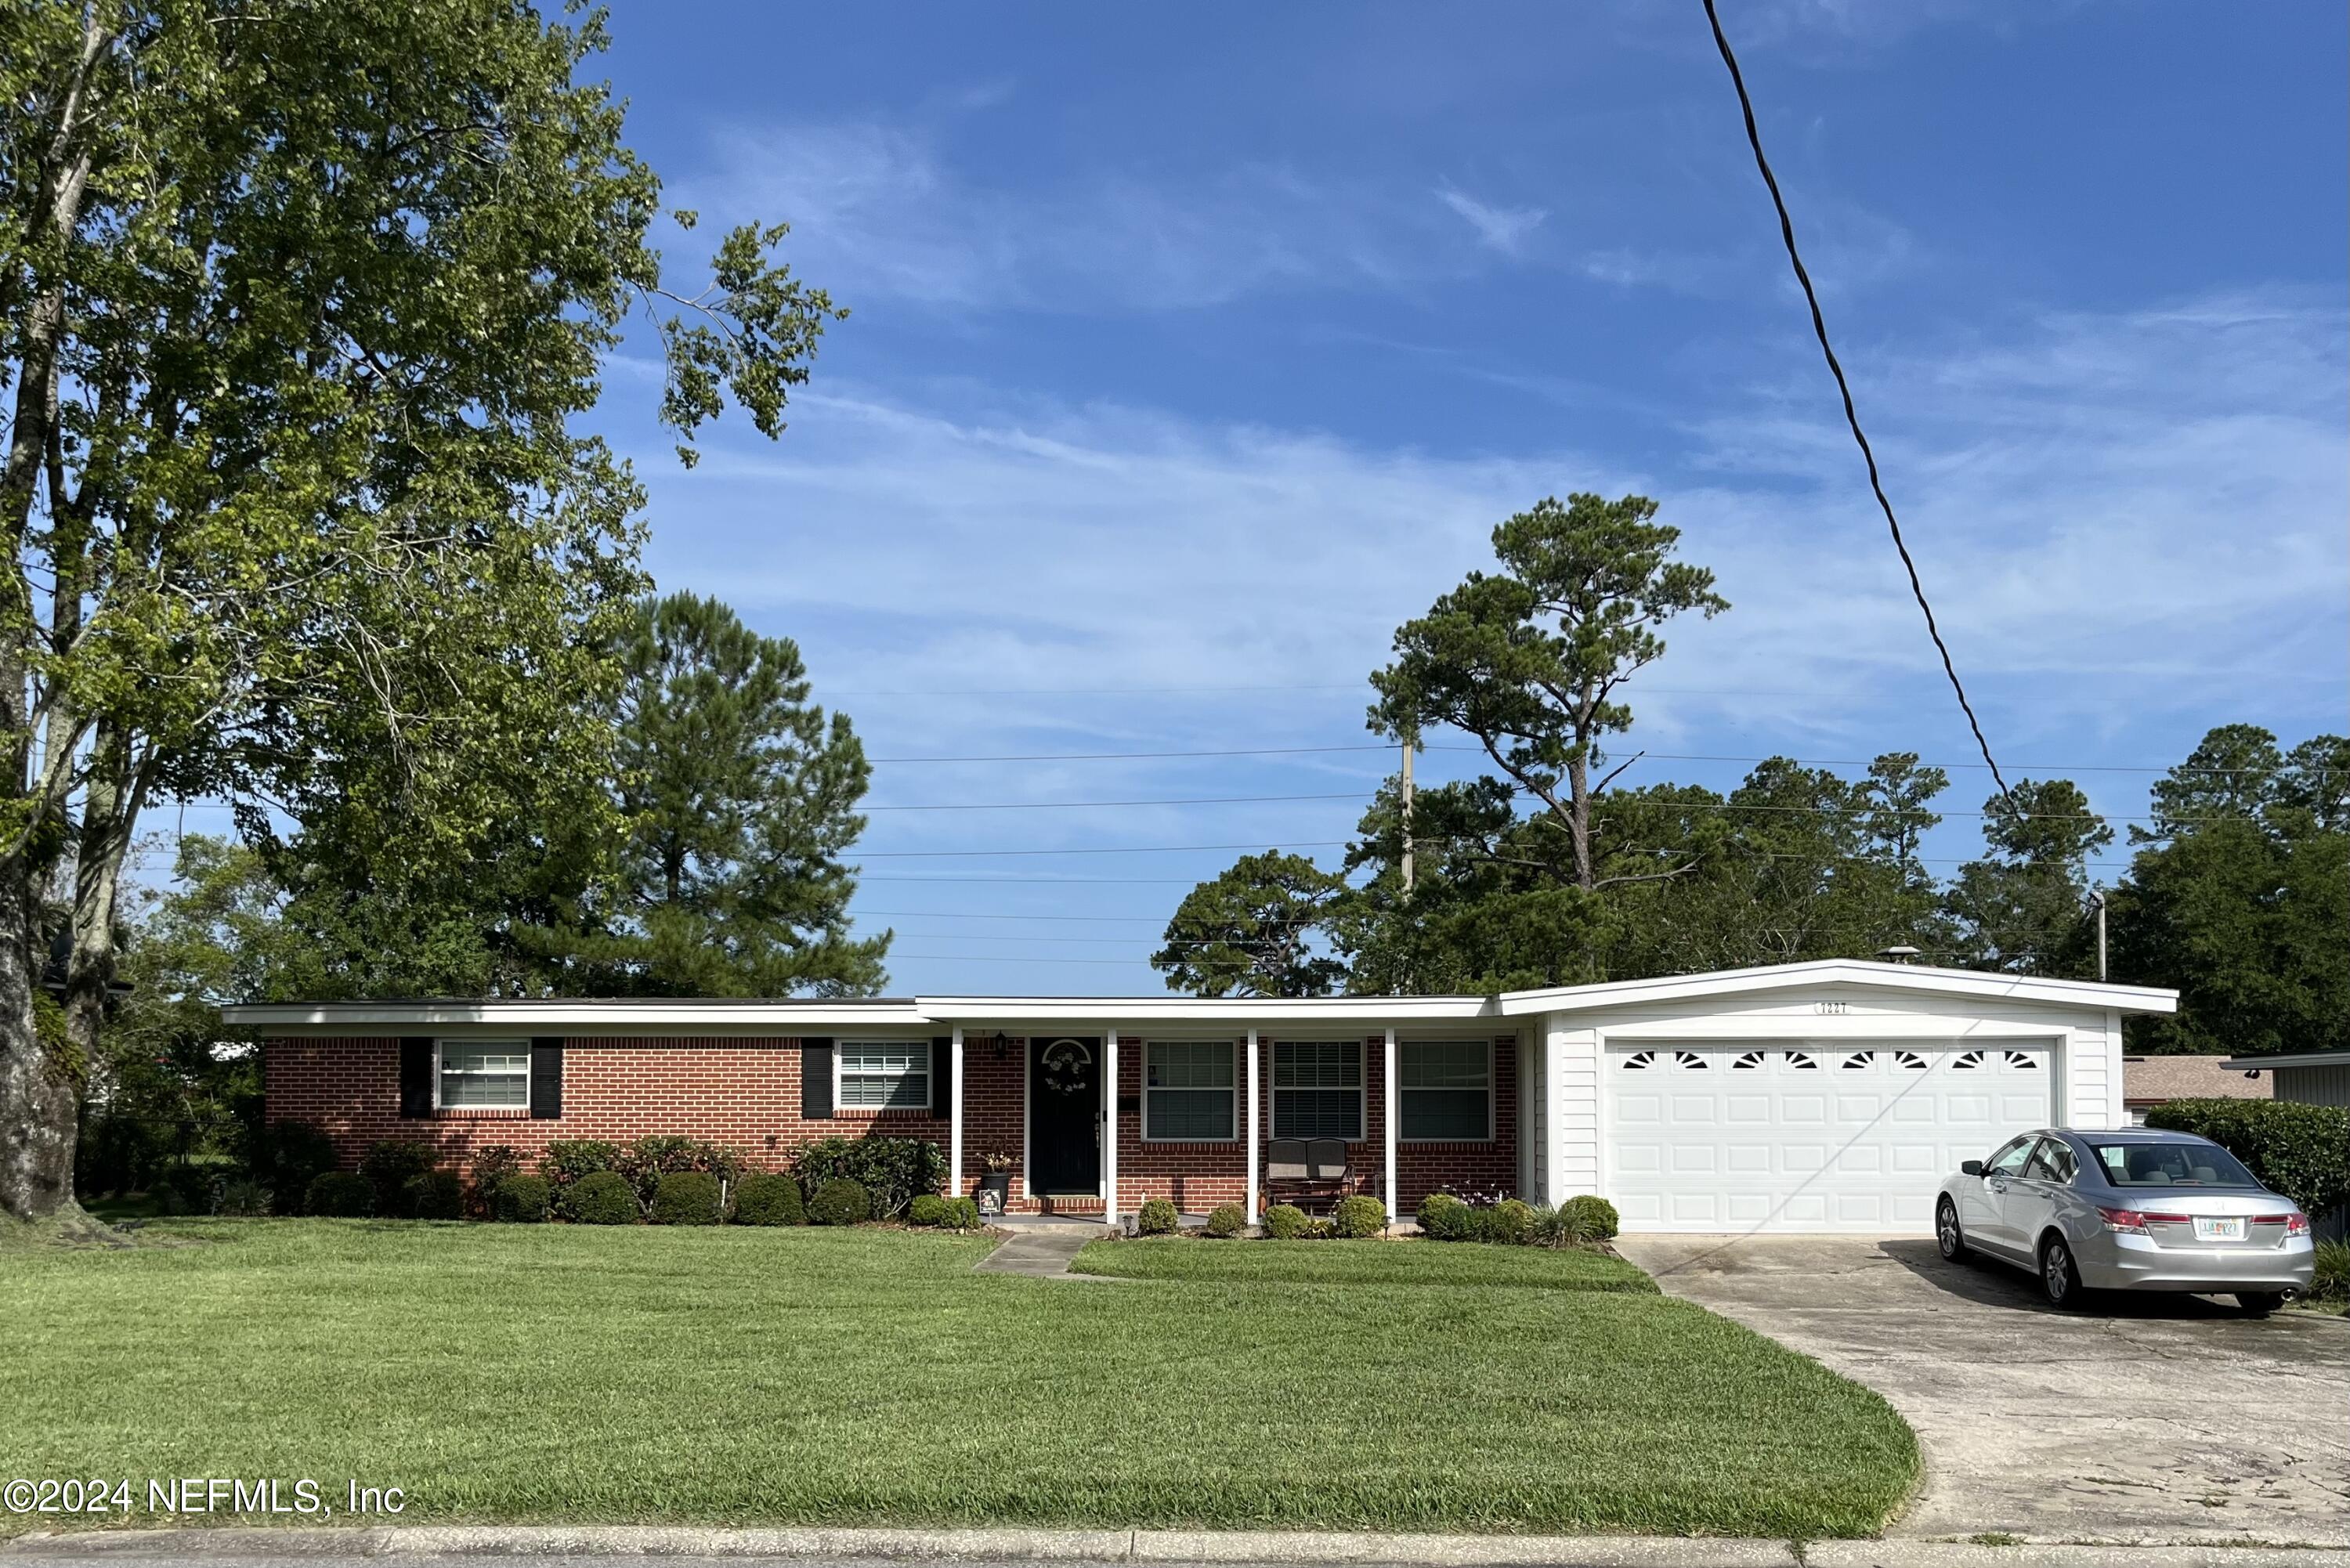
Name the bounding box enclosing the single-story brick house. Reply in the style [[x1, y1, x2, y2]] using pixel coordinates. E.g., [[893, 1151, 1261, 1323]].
[[225, 958, 2175, 1234]]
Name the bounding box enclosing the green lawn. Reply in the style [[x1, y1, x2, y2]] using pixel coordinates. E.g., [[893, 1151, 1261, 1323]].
[[1072, 1234, 1660, 1291], [0, 1220, 1918, 1538]]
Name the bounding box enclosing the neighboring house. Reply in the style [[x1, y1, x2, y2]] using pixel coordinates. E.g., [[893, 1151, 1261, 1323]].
[[2215, 1051, 2350, 1110], [2122, 1054, 2273, 1125], [222, 959, 2174, 1236]]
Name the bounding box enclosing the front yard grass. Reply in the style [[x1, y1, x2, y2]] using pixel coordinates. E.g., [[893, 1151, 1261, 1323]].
[[1, 1219, 1917, 1539], [1071, 1234, 1658, 1291]]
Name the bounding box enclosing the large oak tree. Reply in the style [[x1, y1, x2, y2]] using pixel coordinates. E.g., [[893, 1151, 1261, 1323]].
[[0, 1, 841, 1223]]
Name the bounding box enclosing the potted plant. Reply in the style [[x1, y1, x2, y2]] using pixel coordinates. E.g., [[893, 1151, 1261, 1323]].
[[975, 1151, 1014, 1216]]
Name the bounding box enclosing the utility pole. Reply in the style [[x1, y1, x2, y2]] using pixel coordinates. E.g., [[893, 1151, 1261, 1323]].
[[2090, 890, 2108, 982], [1399, 732, 1415, 895]]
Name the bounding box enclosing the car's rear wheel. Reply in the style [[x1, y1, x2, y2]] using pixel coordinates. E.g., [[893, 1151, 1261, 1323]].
[[2040, 1234, 2087, 1310], [1936, 1198, 1969, 1262], [2236, 1291, 2289, 1317]]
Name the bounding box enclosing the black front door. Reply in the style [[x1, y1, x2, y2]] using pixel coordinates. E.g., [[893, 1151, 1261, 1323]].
[[1029, 1036, 1101, 1195]]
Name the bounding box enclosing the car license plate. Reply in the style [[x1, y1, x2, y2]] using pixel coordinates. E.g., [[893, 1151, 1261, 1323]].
[[2194, 1216, 2247, 1242]]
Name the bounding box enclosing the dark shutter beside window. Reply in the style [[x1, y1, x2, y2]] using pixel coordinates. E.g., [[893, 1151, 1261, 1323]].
[[530, 1038, 563, 1119], [801, 1038, 834, 1119], [932, 1036, 953, 1118], [398, 1038, 434, 1118]]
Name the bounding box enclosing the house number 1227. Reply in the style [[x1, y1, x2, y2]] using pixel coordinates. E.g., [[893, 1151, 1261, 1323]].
[[1815, 1001, 1848, 1015]]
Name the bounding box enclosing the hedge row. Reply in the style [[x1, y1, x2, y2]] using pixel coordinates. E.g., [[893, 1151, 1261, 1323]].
[[2143, 1098, 2350, 1217], [1419, 1191, 1619, 1246]]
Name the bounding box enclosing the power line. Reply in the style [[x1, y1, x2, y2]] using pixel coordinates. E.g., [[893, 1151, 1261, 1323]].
[[865, 791, 1365, 814], [1700, 0, 2016, 807]]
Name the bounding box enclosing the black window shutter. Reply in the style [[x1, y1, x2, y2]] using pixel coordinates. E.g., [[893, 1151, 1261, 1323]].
[[801, 1038, 834, 1120], [398, 1038, 434, 1118], [530, 1038, 563, 1120], [932, 1036, 952, 1118]]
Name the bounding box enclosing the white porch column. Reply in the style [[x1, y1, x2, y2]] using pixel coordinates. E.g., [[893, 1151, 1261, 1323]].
[[1383, 1025, 1399, 1220], [1101, 1025, 1119, 1224], [949, 1025, 965, 1197], [1244, 1028, 1260, 1222]]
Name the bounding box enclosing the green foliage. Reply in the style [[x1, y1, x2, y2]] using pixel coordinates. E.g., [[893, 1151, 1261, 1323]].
[[788, 1137, 946, 1220], [540, 1140, 624, 1215], [567, 1172, 642, 1226], [1331, 1194, 1387, 1238], [468, 1146, 526, 1216], [543, 593, 887, 996], [2311, 1241, 2348, 1304], [255, 1121, 339, 1215], [1204, 1202, 1247, 1238], [732, 1173, 805, 1227], [358, 1141, 437, 1219], [1262, 1203, 1310, 1239], [1136, 1197, 1180, 1235], [1470, 1198, 1533, 1245], [493, 1176, 553, 1224], [215, 1179, 273, 1218], [806, 1176, 873, 1227], [1416, 1191, 1472, 1241], [908, 1194, 949, 1227], [1564, 1195, 1622, 1243], [943, 1196, 982, 1230], [2142, 1100, 2350, 1218], [616, 1136, 744, 1203], [650, 1171, 725, 1226], [406, 1171, 466, 1221], [2111, 728, 2348, 1057], [1151, 852, 1348, 998], [305, 1172, 374, 1218]]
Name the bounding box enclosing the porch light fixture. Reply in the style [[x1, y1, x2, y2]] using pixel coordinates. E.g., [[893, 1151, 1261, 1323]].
[[989, 1031, 1011, 1060]]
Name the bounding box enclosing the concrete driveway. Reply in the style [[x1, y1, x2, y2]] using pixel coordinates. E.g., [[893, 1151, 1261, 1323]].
[[1614, 1234, 2350, 1546]]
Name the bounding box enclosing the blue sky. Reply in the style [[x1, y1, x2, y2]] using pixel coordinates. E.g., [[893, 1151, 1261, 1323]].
[[577, 1, 2346, 995]]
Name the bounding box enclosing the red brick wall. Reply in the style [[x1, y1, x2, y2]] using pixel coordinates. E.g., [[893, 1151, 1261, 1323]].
[[267, 1029, 1518, 1217]]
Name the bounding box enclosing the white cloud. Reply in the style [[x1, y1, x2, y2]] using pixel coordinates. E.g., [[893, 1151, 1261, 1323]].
[[1435, 186, 1546, 255]]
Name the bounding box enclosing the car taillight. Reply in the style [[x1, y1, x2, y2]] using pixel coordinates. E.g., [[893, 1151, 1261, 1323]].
[[2097, 1206, 2148, 1232], [2287, 1212, 2310, 1237]]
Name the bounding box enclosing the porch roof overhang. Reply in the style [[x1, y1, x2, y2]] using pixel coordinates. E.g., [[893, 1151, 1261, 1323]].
[[1488, 959, 2178, 1017]]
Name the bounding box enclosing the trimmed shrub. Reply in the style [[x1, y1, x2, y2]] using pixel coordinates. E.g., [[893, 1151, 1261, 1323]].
[[1332, 1193, 1386, 1238], [216, 1178, 273, 1217], [1136, 1196, 1180, 1235], [908, 1193, 949, 1227], [539, 1139, 623, 1215], [733, 1172, 805, 1227], [651, 1170, 724, 1225], [306, 1171, 374, 1217], [568, 1170, 641, 1225], [2145, 1099, 2350, 1219], [1564, 1194, 1621, 1242], [2311, 1240, 2348, 1304], [1204, 1201, 1246, 1238], [406, 1169, 465, 1220], [468, 1144, 525, 1216], [790, 1136, 949, 1220], [620, 1136, 746, 1204], [493, 1174, 552, 1223], [808, 1176, 873, 1227], [944, 1196, 982, 1230], [359, 1140, 436, 1217], [257, 1120, 338, 1213], [1416, 1191, 1471, 1241], [1262, 1202, 1309, 1239], [1473, 1198, 1533, 1245]]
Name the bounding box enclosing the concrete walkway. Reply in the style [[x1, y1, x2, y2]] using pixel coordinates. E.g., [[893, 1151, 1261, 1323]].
[[1615, 1234, 2350, 1547], [971, 1220, 1110, 1277], [6, 1524, 2347, 1566]]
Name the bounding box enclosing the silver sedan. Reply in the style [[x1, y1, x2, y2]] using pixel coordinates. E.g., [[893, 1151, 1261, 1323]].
[[1936, 1127, 2316, 1313]]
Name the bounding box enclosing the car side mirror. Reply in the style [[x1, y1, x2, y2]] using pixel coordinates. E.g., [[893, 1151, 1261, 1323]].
[[1960, 1160, 1984, 1176]]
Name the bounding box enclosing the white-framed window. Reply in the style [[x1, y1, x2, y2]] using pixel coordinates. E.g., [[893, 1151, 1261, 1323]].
[[438, 1041, 530, 1110], [1144, 1040, 1236, 1141], [1272, 1040, 1362, 1140], [839, 1040, 931, 1111], [1401, 1039, 1491, 1142]]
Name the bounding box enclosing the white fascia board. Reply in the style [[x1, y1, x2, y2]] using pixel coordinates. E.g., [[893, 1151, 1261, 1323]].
[[913, 995, 1497, 1025], [219, 1000, 935, 1035], [1492, 959, 2178, 1017]]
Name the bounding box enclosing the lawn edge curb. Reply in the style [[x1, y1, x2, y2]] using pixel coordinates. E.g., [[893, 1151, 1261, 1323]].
[[7, 1526, 2350, 1566]]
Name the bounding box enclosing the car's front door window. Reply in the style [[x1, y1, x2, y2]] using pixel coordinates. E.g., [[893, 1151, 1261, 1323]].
[[1986, 1136, 2036, 1178]]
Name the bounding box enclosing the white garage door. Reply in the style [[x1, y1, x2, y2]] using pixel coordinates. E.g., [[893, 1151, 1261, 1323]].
[[1606, 1042, 2055, 1234]]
